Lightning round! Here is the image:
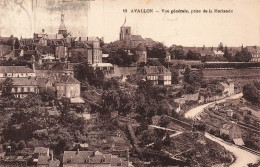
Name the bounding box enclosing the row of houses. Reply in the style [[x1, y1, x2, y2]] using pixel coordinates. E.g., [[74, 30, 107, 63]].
[[0, 147, 134, 167], [0, 65, 81, 101]]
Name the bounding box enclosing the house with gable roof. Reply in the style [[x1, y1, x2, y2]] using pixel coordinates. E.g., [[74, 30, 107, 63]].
[[217, 80, 234, 97], [247, 45, 260, 62], [141, 65, 171, 85], [55, 75, 80, 99]]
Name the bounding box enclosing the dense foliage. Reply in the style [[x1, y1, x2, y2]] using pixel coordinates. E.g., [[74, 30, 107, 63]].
[[108, 49, 138, 66], [74, 62, 105, 88], [2, 95, 87, 155], [243, 81, 260, 105]]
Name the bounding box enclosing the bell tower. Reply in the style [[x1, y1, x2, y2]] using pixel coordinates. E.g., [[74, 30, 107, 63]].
[[119, 17, 131, 41]]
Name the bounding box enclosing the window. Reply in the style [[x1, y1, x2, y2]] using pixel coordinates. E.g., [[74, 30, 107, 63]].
[[21, 87, 24, 92]]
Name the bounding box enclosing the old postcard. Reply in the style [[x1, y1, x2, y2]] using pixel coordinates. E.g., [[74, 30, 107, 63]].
[[0, 0, 260, 166]]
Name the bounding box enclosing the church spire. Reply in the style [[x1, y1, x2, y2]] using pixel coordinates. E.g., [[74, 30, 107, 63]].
[[58, 11, 67, 38]]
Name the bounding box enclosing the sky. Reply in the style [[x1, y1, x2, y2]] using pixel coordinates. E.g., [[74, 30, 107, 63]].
[[0, 0, 259, 47]]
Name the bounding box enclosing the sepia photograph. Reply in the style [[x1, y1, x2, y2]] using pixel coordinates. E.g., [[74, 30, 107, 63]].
[[0, 0, 260, 166]]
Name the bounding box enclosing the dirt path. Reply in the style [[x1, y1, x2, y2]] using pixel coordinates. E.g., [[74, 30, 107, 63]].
[[205, 133, 259, 167], [184, 93, 243, 119]]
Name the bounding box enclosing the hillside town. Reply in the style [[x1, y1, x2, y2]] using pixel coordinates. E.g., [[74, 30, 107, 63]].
[[0, 2, 260, 167]]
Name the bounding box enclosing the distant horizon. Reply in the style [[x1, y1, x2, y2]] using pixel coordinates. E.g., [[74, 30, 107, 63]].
[[0, 0, 259, 47]]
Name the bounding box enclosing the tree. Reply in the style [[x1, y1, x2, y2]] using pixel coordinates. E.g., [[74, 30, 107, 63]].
[[170, 68, 179, 84], [147, 43, 166, 58], [101, 90, 120, 114], [184, 67, 191, 83], [218, 42, 224, 52], [159, 115, 171, 128], [15, 93, 43, 108], [93, 69, 105, 88], [223, 46, 232, 61], [169, 45, 185, 60], [108, 49, 138, 66], [243, 82, 260, 105], [2, 78, 14, 97], [186, 50, 201, 60], [39, 87, 55, 102], [74, 62, 104, 88], [235, 47, 252, 62]]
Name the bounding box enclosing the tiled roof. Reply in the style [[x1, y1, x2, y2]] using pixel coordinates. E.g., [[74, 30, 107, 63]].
[[38, 156, 60, 166], [71, 48, 89, 56], [136, 43, 146, 51], [63, 151, 93, 164], [59, 75, 80, 84], [145, 38, 154, 43], [0, 45, 12, 56], [70, 97, 85, 103], [246, 46, 260, 54], [36, 45, 53, 54], [75, 36, 99, 42], [12, 77, 38, 86], [131, 35, 144, 41], [36, 78, 50, 87], [214, 50, 224, 54], [219, 82, 230, 88], [92, 63, 113, 67], [0, 66, 34, 73], [0, 37, 10, 43], [34, 147, 49, 154], [144, 66, 171, 75], [24, 50, 37, 55], [63, 151, 111, 164], [144, 66, 159, 74], [46, 34, 64, 40]]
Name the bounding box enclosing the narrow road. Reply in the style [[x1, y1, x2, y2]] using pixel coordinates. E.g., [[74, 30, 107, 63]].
[[184, 93, 243, 119], [146, 125, 183, 147], [205, 133, 259, 167]]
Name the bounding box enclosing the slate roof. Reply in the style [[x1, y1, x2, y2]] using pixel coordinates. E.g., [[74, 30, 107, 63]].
[[12, 78, 38, 86], [59, 75, 80, 84], [0, 66, 34, 73]]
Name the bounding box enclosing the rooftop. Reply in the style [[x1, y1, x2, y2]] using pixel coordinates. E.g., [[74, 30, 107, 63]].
[[59, 75, 80, 84], [0, 66, 34, 73]]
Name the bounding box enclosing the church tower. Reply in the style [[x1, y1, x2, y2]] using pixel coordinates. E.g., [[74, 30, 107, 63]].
[[119, 17, 131, 41], [58, 12, 68, 38]]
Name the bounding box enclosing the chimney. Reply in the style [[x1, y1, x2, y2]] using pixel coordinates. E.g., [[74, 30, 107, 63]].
[[51, 153, 53, 161], [76, 149, 79, 154], [79, 37, 81, 41], [42, 29, 45, 33]]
